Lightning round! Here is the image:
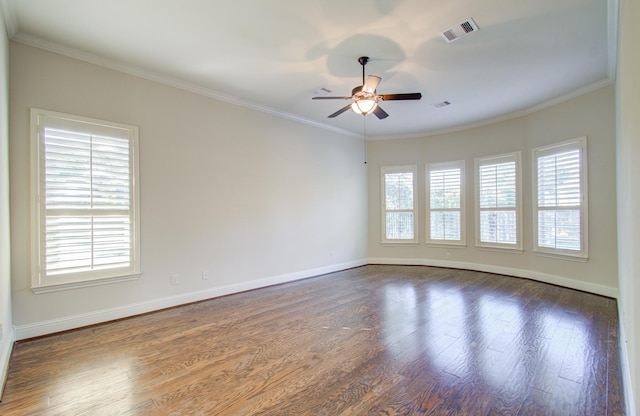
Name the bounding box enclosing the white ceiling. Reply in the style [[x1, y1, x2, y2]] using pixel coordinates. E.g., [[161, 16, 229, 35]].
[[2, 0, 616, 139]]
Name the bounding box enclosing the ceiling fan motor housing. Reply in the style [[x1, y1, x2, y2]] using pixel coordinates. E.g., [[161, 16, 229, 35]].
[[352, 85, 378, 102]]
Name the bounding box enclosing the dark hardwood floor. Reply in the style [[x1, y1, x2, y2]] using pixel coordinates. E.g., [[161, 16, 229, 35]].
[[0, 265, 625, 415]]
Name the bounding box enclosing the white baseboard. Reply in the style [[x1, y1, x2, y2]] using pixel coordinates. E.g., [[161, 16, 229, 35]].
[[619, 308, 636, 416], [0, 326, 15, 401], [13, 258, 618, 340], [368, 257, 619, 298], [14, 259, 368, 340]]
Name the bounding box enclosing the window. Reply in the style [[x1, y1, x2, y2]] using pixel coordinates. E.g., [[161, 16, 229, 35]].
[[381, 166, 418, 244], [30, 108, 140, 292], [475, 152, 522, 250], [426, 161, 465, 245], [533, 137, 588, 259]]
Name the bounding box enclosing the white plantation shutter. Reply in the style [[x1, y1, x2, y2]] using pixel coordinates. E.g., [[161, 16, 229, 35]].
[[427, 161, 465, 244], [382, 166, 417, 243], [44, 129, 132, 274], [31, 109, 140, 291], [534, 138, 587, 258], [475, 153, 522, 249]]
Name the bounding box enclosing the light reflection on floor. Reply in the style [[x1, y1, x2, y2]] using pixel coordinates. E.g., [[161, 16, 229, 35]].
[[379, 278, 591, 394], [478, 295, 523, 388], [50, 356, 134, 413], [381, 283, 418, 358]]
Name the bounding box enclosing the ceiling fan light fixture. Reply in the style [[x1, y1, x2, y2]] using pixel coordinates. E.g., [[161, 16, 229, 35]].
[[312, 55, 422, 119], [352, 99, 377, 115]]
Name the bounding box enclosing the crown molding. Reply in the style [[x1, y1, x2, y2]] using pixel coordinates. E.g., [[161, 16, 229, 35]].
[[7, 0, 619, 143], [0, 0, 17, 37], [607, 0, 619, 79], [10, 32, 360, 140], [373, 78, 614, 141], [10, 29, 615, 143]]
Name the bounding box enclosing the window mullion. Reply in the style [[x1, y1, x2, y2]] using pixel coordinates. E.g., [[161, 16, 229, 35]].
[[89, 134, 95, 271]]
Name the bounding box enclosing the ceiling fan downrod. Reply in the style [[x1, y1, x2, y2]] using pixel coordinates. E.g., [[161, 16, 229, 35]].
[[358, 56, 369, 85]]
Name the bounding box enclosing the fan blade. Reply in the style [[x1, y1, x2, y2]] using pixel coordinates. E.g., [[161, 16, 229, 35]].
[[328, 104, 352, 118], [363, 75, 381, 93], [380, 93, 422, 101], [312, 96, 351, 100], [373, 105, 389, 119]]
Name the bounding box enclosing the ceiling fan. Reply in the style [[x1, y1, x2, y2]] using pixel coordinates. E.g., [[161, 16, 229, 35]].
[[313, 56, 422, 119]]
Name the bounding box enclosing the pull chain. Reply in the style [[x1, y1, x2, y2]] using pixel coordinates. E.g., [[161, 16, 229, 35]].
[[363, 115, 367, 165]]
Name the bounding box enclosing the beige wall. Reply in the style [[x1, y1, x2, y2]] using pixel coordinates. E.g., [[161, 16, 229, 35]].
[[8, 42, 368, 338], [367, 85, 618, 296], [616, 0, 640, 413], [0, 5, 14, 397]]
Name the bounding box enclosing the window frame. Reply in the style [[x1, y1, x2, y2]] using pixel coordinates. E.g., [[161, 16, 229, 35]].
[[474, 151, 523, 251], [30, 108, 141, 293], [532, 137, 588, 260], [380, 165, 418, 245], [425, 160, 466, 246]]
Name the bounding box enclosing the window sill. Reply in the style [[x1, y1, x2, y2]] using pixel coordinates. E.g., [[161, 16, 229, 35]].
[[533, 251, 588, 263], [426, 241, 467, 248], [475, 245, 524, 254], [381, 241, 420, 246], [32, 273, 141, 294]]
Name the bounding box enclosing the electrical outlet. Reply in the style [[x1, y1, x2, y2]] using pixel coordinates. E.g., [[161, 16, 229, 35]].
[[170, 274, 180, 285], [202, 271, 209, 280]]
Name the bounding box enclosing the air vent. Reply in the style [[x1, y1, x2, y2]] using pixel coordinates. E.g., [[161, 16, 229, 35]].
[[441, 18, 479, 43], [433, 101, 451, 108]]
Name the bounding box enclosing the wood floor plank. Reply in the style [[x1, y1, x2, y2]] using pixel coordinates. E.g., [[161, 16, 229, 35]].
[[0, 265, 625, 415]]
